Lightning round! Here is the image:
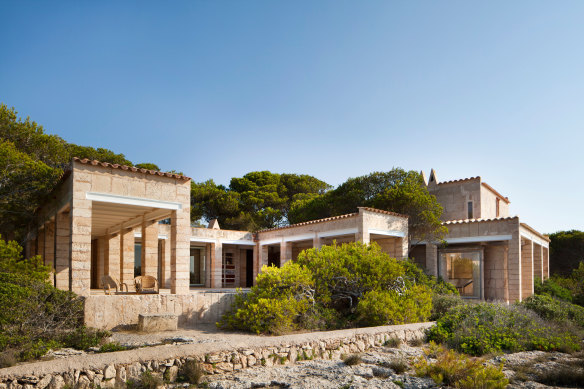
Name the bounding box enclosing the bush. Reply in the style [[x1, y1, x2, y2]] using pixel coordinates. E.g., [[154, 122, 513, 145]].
[[535, 276, 574, 302], [0, 237, 108, 362], [356, 285, 432, 327], [427, 302, 581, 356], [430, 294, 466, 321], [343, 354, 363, 366], [520, 294, 584, 328], [98, 342, 129, 353], [127, 371, 163, 389], [415, 343, 508, 389], [220, 242, 444, 334], [383, 336, 402, 348], [178, 359, 205, 384], [218, 262, 314, 334]]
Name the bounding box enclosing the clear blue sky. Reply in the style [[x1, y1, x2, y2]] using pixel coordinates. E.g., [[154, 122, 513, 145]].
[[1, 1, 583, 234]]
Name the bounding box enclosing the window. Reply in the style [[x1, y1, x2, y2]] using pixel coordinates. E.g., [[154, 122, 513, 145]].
[[190, 247, 206, 286], [439, 251, 481, 298], [496, 198, 500, 217], [467, 201, 473, 219], [134, 243, 142, 277]]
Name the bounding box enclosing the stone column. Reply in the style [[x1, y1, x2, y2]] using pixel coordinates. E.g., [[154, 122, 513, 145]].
[[71, 194, 92, 296], [521, 240, 534, 299], [425, 243, 438, 276], [313, 234, 322, 250], [533, 243, 543, 281], [141, 220, 158, 278], [209, 241, 223, 288], [280, 241, 293, 266], [120, 228, 135, 290], [104, 234, 120, 281], [508, 229, 522, 302], [160, 238, 171, 289], [170, 208, 191, 294], [55, 210, 71, 291], [37, 227, 45, 262], [96, 237, 106, 288], [44, 220, 55, 286], [398, 237, 409, 261], [252, 244, 260, 285], [543, 246, 549, 280]]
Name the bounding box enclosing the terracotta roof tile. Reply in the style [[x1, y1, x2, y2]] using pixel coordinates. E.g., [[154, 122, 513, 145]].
[[436, 176, 480, 185], [258, 213, 359, 233], [443, 216, 519, 225], [72, 157, 191, 181]]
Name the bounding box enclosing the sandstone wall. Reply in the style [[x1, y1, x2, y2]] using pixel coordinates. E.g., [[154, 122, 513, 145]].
[[84, 292, 237, 330]]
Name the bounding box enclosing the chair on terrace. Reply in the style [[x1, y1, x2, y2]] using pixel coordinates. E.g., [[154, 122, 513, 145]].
[[101, 275, 129, 295], [134, 275, 159, 294]]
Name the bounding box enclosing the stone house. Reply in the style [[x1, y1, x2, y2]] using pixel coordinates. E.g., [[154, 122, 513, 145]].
[[410, 169, 549, 302], [24, 160, 548, 328]]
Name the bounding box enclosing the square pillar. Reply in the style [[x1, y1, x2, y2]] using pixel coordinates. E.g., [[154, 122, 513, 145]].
[[120, 228, 135, 290], [508, 231, 522, 302], [96, 237, 106, 288], [55, 210, 71, 291], [44, 221, 55, 285], [141, 220, 158, 278], [37, 227, 45, 263], [70, 196, 92, 296], [160, 238, 171, 289], [521, 240, 534, 299], [252, 244, 260, 285], [313, 234, 322, 249], [104, 234, 120, 280], [209, 241, 223, 288], [280, 241, 293, 266], [425, 243, 438, 276], [170, 208, 190, 294], [543, 246, 549, 280], [533, 243, 543, 281]]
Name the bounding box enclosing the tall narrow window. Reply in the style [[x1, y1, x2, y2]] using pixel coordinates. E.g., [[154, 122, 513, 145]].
[[467, 201, 473, 219], [190, 247, 206, 286], [496, 198, 500, 217]]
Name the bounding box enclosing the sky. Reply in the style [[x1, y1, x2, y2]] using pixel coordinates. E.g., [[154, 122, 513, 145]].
[[1, 1, 583, 234]]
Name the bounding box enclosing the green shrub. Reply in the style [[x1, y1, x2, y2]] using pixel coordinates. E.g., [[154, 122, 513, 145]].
[[62, 326, 111, 350], [356, 285, 432, 327], [218, 262, 314, 334], [427, 302, 581, 356], [220, 242, 443, 334], [0, 349, 17, 368], [521, 294, 584, 329], [98, 342, 129, 353], [535, 276, 574, 302], [430, 294, 466, 321], [415, 344, 508, 388], [383, 336, 402, 348], [380, 357, 408, 374], [178, 359, 205, 384]]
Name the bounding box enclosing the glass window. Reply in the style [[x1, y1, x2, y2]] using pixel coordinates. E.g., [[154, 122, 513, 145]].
[[190, 247, 206, 286], [134, 243, 142, 277], [467, 201, 473, 219], [439, 251, 481, 298]]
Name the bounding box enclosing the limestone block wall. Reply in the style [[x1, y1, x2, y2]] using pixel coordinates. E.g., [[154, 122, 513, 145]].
[[484, 245, 508, 301], [84, 292, 237, 330], [429, 179, 481, 221], [0, 322, 433, 388], [480, 185, 510, 219]]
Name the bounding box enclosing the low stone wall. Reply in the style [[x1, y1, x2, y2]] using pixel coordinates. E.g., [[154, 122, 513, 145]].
[[0, 323, 433, 389], [84, 292, 237, 329]]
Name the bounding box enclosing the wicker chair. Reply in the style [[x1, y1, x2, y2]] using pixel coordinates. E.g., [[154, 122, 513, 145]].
[[101, 275, 129, 295], [134, 275, 159, 294]]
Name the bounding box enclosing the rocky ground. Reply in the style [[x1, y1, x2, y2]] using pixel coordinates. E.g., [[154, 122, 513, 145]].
[[200, 346, 584, 389]]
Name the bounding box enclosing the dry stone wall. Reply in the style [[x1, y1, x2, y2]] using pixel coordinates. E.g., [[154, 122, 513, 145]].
[[0, 323, 432, 389]]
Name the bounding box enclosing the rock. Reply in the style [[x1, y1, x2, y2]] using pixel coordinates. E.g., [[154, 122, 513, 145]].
[[103, 365, 116, 380], [127, 363, 142, 379], [116, 367, 126, 383], [48, 375, 64, 389], [76, 375, 91, 389], [215, 362, 233, 372], [166, 366, 179, 382], [36, 376, 52, 389]]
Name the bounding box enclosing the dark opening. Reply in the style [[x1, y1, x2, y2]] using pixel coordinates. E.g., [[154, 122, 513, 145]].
[[268, 246, 281, 268], [90, 239, 98, 289], [245, 249, 254, 287]]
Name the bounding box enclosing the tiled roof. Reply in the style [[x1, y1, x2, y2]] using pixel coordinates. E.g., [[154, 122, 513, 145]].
[[443, 216, 519, 225], [435, 176, 480, 185], [72, 157, 191, 181], [258, 213, 359, 233], [358, 207, 407, 218]]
